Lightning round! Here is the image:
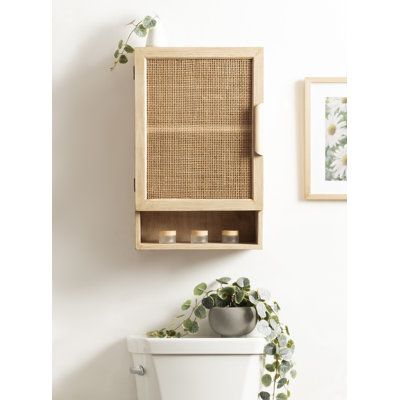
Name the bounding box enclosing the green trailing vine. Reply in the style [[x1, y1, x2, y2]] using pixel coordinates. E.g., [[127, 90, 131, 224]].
[[147, 277, 296, 400], [110, 15, 157, 71]]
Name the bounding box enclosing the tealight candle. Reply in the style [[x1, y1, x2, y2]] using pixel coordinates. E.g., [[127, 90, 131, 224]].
[[159, 230, 176, 244], [191, 230, 208, 244], [221, 230, 239, 243]]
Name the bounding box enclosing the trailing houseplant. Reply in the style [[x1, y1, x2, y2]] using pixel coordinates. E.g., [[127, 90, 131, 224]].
[[110, 15, 157, 71], [147, 277, 296, 400]]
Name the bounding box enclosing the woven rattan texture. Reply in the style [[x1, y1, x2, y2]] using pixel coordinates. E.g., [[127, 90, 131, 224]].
[[147, 58, 253, 199]]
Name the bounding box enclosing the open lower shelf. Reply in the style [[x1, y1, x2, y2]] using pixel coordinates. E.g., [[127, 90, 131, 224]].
[[135, 211, 262, 250]]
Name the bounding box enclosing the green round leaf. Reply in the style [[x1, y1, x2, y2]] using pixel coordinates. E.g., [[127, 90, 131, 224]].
[[188, 320, 199, 334], [265, 363, 276, 372], [194, 282, 207, 296], [166, 330, 176, 337], [280, 360, 292, 375], [141, 16, 154, 28], [216, 277, 231, 284], [181, 299, 191, 310], [194, 304, 207, 319], [256, 302, 267, 318], [217, 286, 234, 300], [202, 296, 214, 309], [235, 288, 245, 304], [134, 24, 148, 37], [114, 50, 119, 58], [276, 394, 287, 400], [257, 320, 272, 336], [119, 54, 128, 64], [124, 44, 134, 53], [290, 369, 297, 379], [183, 319, 193, 330], [264, 343, 276, 355], [261, 374, 272, 387], [210, 293, 229, 307], [118, 40, 123, 49], [259, 392, 270, 400], [287, 339, 294, 348], [236, 277, 250, 289], [277, 378, 287, 389]]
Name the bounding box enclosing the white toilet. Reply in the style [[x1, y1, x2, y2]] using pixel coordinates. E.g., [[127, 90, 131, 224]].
[[127, 335, 265, 400]]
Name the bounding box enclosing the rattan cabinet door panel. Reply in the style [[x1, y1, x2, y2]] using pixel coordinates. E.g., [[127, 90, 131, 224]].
[[135, 48, 263, 211]]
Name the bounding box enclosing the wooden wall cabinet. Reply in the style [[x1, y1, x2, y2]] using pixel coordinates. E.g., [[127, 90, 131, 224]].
[[134, 48, 263, 250]]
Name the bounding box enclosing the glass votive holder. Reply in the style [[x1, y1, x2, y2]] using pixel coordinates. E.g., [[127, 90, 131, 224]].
[[191, 230, 208, 244], [159, 230, 176, 244], [222, 230, 239, 243]]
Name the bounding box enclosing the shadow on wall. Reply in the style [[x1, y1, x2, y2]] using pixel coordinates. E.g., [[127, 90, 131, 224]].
[[53, 340, 135, 399], [53, 27, 241, 400]]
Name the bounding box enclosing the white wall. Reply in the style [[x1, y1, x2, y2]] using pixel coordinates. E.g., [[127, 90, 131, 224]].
[[53, 1, 346, 399]]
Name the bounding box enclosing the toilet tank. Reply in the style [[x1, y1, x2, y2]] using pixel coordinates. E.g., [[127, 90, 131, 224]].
[[127, 335, 265, 400]]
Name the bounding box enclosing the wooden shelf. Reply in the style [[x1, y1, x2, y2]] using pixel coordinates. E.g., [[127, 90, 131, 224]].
[[136, 243, 261, 251], [135, 211, 262, 250]]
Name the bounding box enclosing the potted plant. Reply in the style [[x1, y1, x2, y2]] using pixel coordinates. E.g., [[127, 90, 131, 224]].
[[148, 277, 296, 400]]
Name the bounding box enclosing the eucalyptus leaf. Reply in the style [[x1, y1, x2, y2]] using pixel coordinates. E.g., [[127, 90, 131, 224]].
[[264, 343, 276, 355], [114, 50, 119, 58], [261, 374, 272, 387], [277, 378, 287, 389], [248, 290, 259, 304], [193, 282, 207, 296], [202, 296, 214, 309], [183, 319, 193, 330], [287, 339, 294, 348], [217, 286, 234, 300], [265, 363, 276, 372], [236, 277, 250, 289], [280, 360, 292, 375], [259, 392, 270, 400], [278, 334, 288, 347], [256, 302, 267, 318], [257, 320, 272, 336], [141, 16, 154, 28], [276, 393, 287, 400], [194, 304, 207, 319], [118, 40, 123, 49], [216, 277, 231, 284], [134, 24, 147, 37], [290, 369, 297, 379], [235, 288, 245, 304], [181, 299, 191, 311], [119, 54, 128, 64], [124, 44, 134, 53]]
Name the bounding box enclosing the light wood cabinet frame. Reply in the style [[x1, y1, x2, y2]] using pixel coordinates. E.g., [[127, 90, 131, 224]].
[[134, 48, 264, 212]]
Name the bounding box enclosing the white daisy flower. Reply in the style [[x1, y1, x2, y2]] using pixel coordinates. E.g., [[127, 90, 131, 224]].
[[326, 97, 347, 113], [332, 145, 347, 180], [325, 113, 347, 147]]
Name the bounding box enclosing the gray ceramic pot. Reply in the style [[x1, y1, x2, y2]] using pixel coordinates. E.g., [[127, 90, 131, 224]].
[[208, 307, 257, 337]]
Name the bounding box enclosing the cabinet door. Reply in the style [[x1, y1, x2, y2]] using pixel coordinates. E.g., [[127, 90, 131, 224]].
[[135, 48, 263, 211]]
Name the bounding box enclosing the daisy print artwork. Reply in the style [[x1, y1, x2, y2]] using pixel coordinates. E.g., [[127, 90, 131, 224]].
[[305, 78, 347, 200], [325, 97, 347, 181]]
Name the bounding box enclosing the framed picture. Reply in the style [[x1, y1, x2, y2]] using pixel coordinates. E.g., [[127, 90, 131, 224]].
[[304, 77, 347, 200]]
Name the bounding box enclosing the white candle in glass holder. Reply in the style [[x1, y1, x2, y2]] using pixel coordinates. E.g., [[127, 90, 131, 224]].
[[159, 230, 176, 244], [191, 230, 208, 244], [221, 230, 239, 243]]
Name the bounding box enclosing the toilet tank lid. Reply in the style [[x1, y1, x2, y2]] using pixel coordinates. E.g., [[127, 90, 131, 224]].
[[127, 335, 265, 355]]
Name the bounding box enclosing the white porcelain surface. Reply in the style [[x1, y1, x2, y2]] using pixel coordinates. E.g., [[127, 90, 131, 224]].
[[127, 336, 264, 400]]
